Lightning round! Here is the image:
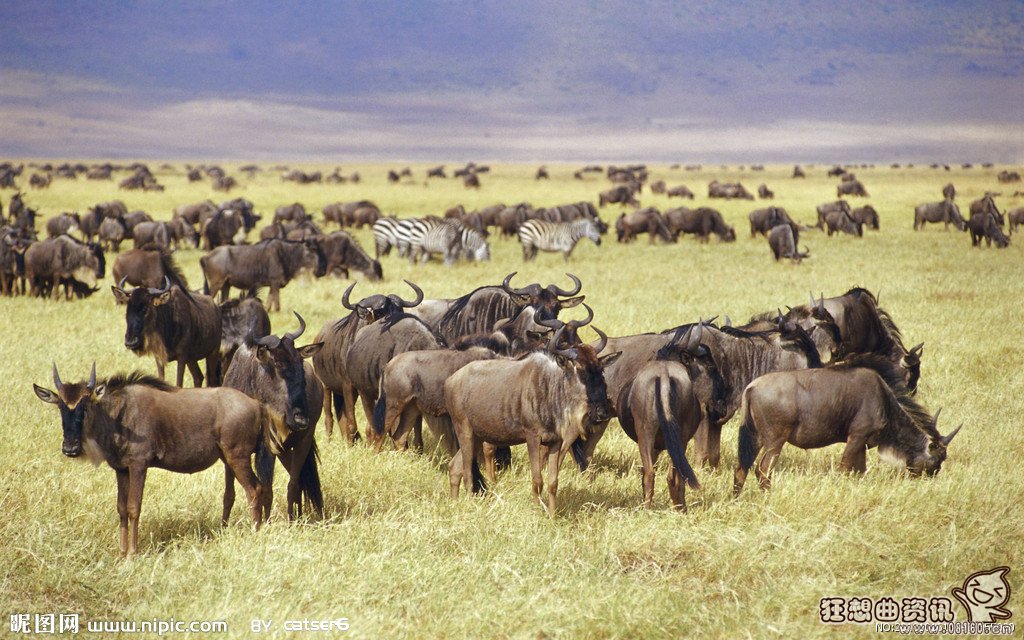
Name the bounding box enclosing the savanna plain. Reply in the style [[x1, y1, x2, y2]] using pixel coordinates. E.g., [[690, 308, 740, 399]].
[[1, 161, 1021, 639]]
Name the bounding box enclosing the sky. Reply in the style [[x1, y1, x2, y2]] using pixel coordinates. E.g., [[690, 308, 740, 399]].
[[0, 1, 1022, 163]]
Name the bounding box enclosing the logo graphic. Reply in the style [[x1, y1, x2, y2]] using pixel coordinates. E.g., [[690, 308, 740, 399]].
[[952, 566, 1012, 623]]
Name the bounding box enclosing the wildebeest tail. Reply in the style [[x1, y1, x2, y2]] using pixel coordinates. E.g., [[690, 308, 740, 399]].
[[471, 457, 487, 495], [655, 376, 699, 489], [300, 439, 324, 517], [571, 438, 589, 472], [371, 386, 388, 436], [737, 389, 759, 472], [202, 276, 210, 296], [254, 406, 279, 488]]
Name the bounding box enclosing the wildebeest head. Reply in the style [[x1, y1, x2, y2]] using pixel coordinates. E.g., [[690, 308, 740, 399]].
[[252, 312, 323, 431], [502, 272, 585, 323], [33, 363, 97, 457], [785, 293, 845, 363], [891, 408, 961, 477], [111, 276, 173, 352], [900, 342, 924, 393], [658, 322, 728, 424], [772, 309, 827, 368], [341, 279, 424, 322], [548, 325, 621, 425]]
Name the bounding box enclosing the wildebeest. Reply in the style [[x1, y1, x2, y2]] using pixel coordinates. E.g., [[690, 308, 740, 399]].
[[202, 209, 251, 249], [217, 297, 272, 377], [664, 207, 736, 242], [200, 238, 327, 312], [617, 325, 724, 510], [733, 356, 960, 494], [223, 313, 324, 520], [822, 208, 863, 237], [111, 277, 223, 387], [968, 211, 1010, 248], [174, 200, 218, 226], [98, 217, 126, 252], [273, 202, 308, 224], [599, 185, 640, 207], [1008, 207, 1024, 234], [768, 223, 809, 262], [33, 364, 283, 556], [46, 213, 81, 238], [708, 180, 754, 200], [322, 200, 381, 228], [969, 193, 1001, 219], [0, 228, 28, 296], [122, 211, 154, 236], [131, 221, 171, 250], [851, 205, 880, 230], [792, 166, 806, 178], [445, 326, 620, 514], [518, 218, 602, 261], [914, 199, 966, 231], [427, 166, 447, 179], [24, 235, 105, 299], [319, 230, 383, 280], [757, 184, 774, 199], [748, 206, 794, 236], [615, 207, 673, 244], [837, 180, 869, 197], [112, 248, 189, 291], [942, 183, 956, 200]]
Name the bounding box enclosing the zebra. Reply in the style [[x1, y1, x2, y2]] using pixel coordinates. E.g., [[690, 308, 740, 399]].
[[408, 218, 489, 265], [518, 218, 602, 261], [371, 216, 422, 259]]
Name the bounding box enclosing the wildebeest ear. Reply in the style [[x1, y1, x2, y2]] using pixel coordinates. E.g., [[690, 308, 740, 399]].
[[111, 285, 130, 304], [298, 343, 323, 359], [93, 383, 106, 399], [256, 344, 272, 363], [559, 295, 585, 309], [32, 384, 59, 404], [598, 351, 622, 368], [152, 290, 172, 306]]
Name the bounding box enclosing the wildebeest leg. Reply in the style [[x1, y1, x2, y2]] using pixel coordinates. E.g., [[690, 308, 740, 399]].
[[222, 462, 235, 526], [360, 394, 382, 449], [411, 416, 424, 453], [126, 464, 147, 556], [839, 436, 868, 474], [666, 466, 686, 512], [205, 351, 220, 387], [223, 451, 263, 528], [116, 469, 130, 557], [176, 361, 187, 387], [755, 437, 787, 491], [693, 421, 723, 469], [545, 442, 568, 517], [342, 385, 360, 443], [637, 427, 658, 508], [482, 442, 498, 485], [154, 359, 166, 381], [449, 449, 464, 498], [322, 391, 334, 438], [187, 360, 205, 388], [526, 439, 544, 505]]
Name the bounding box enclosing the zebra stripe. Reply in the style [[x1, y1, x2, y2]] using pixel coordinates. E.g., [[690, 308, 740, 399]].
[[518, 218, 601, 261]]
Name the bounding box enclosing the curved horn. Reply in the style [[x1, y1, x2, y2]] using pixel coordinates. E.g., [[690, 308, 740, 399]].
[[149, 275, 171, 295], [547, 324, 569, 355], [341, 282, 357, 310], [941, 424, 962, 446], [256, 334, 282, 349], [536, 316, 564, 330], [567, 303, 594, 329], [550, 273, 582, 297], [592, 325, 608, 355], [689, 321, 703, 352], [284, 311, 306, 341], [932, 407, 942, 427], [87, 362, 96, 391], [910, 342, 924, 355], [810, 291, 816, 308], [52, 362, 63, 391], [117, 275, 128, 291], [399, 279, 424, 308], [502, 271, 530, 296], [723, 315, 732, 327], [776, 308, 785, 323]]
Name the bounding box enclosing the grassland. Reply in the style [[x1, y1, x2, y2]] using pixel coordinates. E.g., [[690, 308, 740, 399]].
[[1, 162, 1022, 639]]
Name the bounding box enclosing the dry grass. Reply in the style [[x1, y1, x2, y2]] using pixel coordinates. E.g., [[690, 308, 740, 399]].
[[1, 162, 1022, 638]]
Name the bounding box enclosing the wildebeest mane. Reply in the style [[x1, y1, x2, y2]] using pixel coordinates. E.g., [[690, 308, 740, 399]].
[[828, 353, 908, 393], [437, 285, 517, 339], [451, 333, 509, 354], [103, 371, 177, 393]]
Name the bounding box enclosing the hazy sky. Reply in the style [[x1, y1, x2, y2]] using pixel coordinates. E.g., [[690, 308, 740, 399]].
[[0, 1, 1021, 163]]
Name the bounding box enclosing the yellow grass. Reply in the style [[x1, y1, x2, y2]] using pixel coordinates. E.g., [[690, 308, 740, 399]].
[[1, 161, 1022, 638]]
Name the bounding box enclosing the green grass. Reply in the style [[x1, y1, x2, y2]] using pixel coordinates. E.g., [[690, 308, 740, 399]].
[[2, 162, 1022, 638]]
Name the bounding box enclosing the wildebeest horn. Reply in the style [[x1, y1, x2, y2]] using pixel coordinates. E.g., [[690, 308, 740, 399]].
[[502, 272, 530, 296], [910, 342, 924, 355], [547, 325, 573, 357], [117, 275, 128, 291], [592, 326, 608, 354], [284, 311, 306, 341], [809, 291, 816, 308], [819, 293, 826, 313], [689, 321, 703, 351], [536, 316, 564, 330], [776, 308, 784, 323], [341, 282, 357, 310], [941, 424, 962, 446], [256, 334, 281, 349], [148, 275, 171, 295], [87, 362, 96, 391], [567, 303, 594, 329], [723, 315, 732, 327], [550, 273, 582, 297], [399, 279, 424, 308], [52, 362, 63, 391]]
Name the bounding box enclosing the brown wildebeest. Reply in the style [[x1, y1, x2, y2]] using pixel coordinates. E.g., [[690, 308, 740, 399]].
[[822, 208, 863, 237], [111, 277, 223, 387], [757, 184, 774, 199], [733, 356, 961, 494], [617, 325, 726, 510], [599, 185, 640, 207], [837, 180, 869, 197], [98, 217, 126, 252], [131, 221, 171, 250], [968, 211, 1010, 248], [535, 166, 549, 180], [444, 326, 621, 514], [24, 235, 105, 300], [200, 238, 327, 312], [46, 213, 81, 238], [942, 183, 956, 200], [166, 216, 198, 248], [218, 297, 271, 378], [320, 230, 383, 280], [615, 207, 673, 244], [33, 364, 285, 556], [1008, 207, 1024, 234], [273, 202, 308, 224], [768, 223, 809, 263], [792, 165, 806, 178], [174, 200, 218, 226], [851, 205, 880, 230], [748, 206, 794, 236], [665, 206, 736, 242], [969, 193, 1002, 219], [112, 248, 189, 291], [224, 313, 324, 520], [665, 185, 696, 199], [914, 199, 966, 231]]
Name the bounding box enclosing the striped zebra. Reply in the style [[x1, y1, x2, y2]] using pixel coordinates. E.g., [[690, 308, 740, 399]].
[[372, 216, 421, 258], [517, 218, 602, 261], [408, 218, 490, 265]]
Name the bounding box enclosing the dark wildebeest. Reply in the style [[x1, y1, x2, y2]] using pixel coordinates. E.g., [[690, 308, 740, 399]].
[[822, 208, 863, 237], [837, 180, 869, 197], [131, 221, 171, 250], [46, 213, 81, 238], [815, 200, 851, 229], [98, 217, 126, 252], [34, 364, 283, 556], [733, 356, 960, 493], [0, 229, 28, 296], [111, 277, 223, 388], [708, 180, 754, 200], [319, 230, 383, 280], [969, 193, 1002, 220], [200, 238, 327, 312], [78, 208, 103, 243], [649, 180, 666, 194], [323, 200, 381, 228], [968, 211, 1010, 248], [617, 325, 725, 510], [428, 166, 447, 179], [1008, 207, 1024, 234], [496, 203, 533, 237], [463, 173, 481, 189], [851, 205, 880, 230], [112, 248, 189, 291], [792, 165, 806, 178], [615, 207, 673, 244], [768, 223, 810, 263], [167, 217, 199, 249], [914, 199, 966, 231], [202, 209, 250, 249], [24, 235, 105, 300], [273, 202, 308, 224], [665, 206, 736, 242], [224, 313, 325, 520], [942, 183, 956, 200], [748, 206, 794, 236], [122, 211, 154, 237], [174, 200, 218, 226], [445, 326, 621, 514], [599, 185, 640, 207], [217, 297, 271, 379], [757, 184, 774, 199]]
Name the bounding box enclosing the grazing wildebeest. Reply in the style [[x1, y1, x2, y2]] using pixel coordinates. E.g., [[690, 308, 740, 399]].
[[273, 202, 308, 224], [495, 203, 533, 237], [851, 205, 880, 230], [111, 277, 223, 387], [708, 180, 754, 200], [427, 166, 447, 179], [837, 180, 869, 197], [665, 206, 736, 242], [34, 365, 283, 556], [224, 313, 324, 520], [45, 213, 81, 238], [518, 218, 602, 261], [200, 238, 327, 312], [112, 248, 189, 291], [757, 184, 774, 199], [445, 326, 620, 514], [792, 166, 806, 178], [615, 207, 673, 244], [322, 200, 381, 228], [122, 211, 154, 237], [24, 235, 105, 300], [463, 173, 481, 189], [174, 200, 218, 226], [98, 217, 126, 252], [823, 208, 863, 237], [968, 211, 1010, 248], [733, 356, 960, 494], [1008, 207, 1024, 234], [942, 183, 956, 200], [319, 230, 383, 280], [617, 325, 725, 510], [78, 208, 103, 243], [166, 216, 199, 248], [768, 223, 810, 262], [815, 200, 851, 229], [914, 199, 966, 231], [969, 193, 1002, 220], [131, 221, 171, 250], [201, 209, 250, 249], [599, 185, 640, 207], [748, 206, 794, 236]]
